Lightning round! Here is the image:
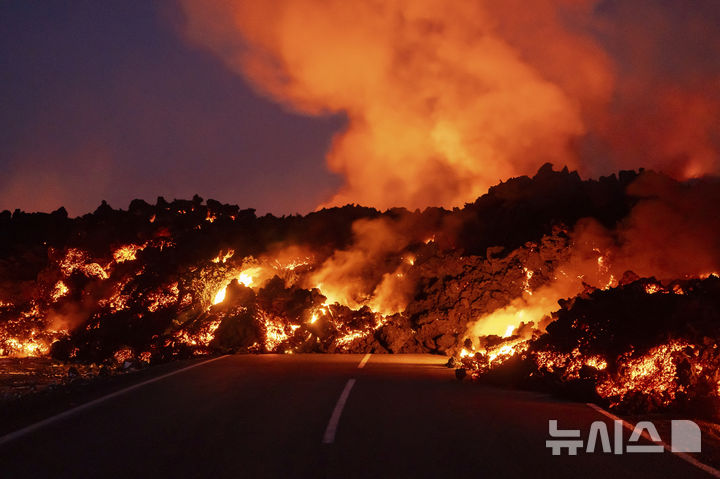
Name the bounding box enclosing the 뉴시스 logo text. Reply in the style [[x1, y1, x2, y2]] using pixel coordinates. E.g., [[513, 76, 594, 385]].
[[546, 419, 701, 455]]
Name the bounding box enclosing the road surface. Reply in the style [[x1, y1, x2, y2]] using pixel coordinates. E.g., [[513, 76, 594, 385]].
[[0, 354, 715, 478]]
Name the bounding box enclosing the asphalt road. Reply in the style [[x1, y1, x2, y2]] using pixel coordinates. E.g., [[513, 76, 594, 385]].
[[0, 354, 715, 478]]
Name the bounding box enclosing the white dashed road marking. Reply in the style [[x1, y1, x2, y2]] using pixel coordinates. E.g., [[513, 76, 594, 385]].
[[322, 378, 356, 444], [358, 353, 371, 369]]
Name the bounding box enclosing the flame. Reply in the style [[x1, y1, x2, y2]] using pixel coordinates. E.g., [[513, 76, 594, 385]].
[[305, 218, 414, 315], [502, 324, 515, 338], [467, 239, 627, 343], [470, 301, 544, 339], [238, 272, 254, 287], [211, 266, 264, 305], [0, 336, 50, 358], [212, 250, 235, 264], [51, 281, 69, 301], [113, 244, 145, 263], [212, 287, 226, 305], [672, 284, 685, 295], [459, 337, 530, 374], [487, 340, 527, 363]]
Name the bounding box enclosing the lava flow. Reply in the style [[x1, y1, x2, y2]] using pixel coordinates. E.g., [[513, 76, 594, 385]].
[[1, 165, 720, 418]]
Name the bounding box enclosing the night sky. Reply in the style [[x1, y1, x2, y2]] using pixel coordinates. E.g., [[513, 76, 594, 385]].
[[0, 1, 345, 216]]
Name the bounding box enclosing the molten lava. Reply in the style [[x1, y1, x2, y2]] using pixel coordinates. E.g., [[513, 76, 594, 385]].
[[1, 166, 720, 420]]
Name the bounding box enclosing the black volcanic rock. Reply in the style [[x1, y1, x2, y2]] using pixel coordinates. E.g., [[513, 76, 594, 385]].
[[0, 165, 691, 364]]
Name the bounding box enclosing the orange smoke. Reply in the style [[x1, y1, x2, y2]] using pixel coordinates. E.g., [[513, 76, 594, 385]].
[[305, 217, 414, 314], [467, 171, 720, 344], [176, 0, 719, 210], [176, 0, 613, 209]]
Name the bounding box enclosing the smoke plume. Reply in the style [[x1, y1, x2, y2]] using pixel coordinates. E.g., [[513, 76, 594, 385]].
[[176, 0, 720, 210], [469, 171, 720, 341]]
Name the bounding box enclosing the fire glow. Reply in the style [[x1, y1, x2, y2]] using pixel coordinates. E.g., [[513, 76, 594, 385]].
[[177, 0, 720, 213], [1, 166, 720, 418]]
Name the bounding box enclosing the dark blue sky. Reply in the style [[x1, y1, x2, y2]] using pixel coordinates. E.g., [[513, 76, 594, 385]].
[[0, 0, 345, 215]]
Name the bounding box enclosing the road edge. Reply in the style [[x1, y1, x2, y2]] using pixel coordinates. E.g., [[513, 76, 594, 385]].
[[586, 402, 720, 478], [0, 355, 229, 447]]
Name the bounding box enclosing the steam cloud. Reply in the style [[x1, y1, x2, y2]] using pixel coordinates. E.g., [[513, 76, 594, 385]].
[[469, 171, 720, 341], [176, 0, 720, 210]]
